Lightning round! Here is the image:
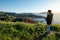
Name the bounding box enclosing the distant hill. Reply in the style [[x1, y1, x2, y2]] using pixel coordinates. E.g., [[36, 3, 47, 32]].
[[35, 12, 47, 17], [0, 11, 45, 18], [39, 12, 47, 14], [16, 13, 45, 18]]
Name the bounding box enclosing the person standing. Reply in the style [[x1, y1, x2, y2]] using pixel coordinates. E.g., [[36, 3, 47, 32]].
[[46, 10, 53, 34]]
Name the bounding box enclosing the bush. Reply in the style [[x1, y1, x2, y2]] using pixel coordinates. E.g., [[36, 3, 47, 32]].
[[0, 21, 60, 40]]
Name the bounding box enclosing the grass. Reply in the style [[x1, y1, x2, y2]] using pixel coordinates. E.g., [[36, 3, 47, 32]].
[[0, 21, 60, 40]]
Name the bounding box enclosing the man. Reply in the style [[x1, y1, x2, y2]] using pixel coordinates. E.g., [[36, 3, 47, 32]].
[[46, 10, 53, 34]]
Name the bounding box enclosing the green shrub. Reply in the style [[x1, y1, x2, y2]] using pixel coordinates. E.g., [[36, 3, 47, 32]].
[[0, 21, 60, 40]]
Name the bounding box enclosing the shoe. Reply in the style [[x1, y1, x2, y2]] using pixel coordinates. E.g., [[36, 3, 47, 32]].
[[45, 31, 50, 35]]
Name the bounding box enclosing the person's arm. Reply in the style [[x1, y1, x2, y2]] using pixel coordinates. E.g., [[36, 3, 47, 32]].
[[51, 13, 53, 20], [45, 17, 47, 21], [46, 14, 49, 20]]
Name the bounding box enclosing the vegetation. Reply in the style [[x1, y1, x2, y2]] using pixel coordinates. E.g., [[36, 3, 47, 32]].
[[0, 11, 45, 20], [0, 21, 60, 40]]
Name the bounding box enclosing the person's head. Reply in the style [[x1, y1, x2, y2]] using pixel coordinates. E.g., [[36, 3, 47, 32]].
[[48, 10, 52, 13]]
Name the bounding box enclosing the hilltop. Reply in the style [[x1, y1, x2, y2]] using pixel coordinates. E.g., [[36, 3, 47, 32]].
[[0, 21, 60, 40]]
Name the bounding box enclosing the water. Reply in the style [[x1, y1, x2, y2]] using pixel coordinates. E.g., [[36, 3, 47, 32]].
[[34, 13, 60, 24], [32, 18, 46, 24]]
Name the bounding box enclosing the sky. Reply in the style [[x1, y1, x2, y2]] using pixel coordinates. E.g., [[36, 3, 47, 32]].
[[0, 0, 60, 13]]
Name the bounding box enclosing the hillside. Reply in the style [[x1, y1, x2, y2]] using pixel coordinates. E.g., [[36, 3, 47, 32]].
[[0, 21, 60, 40], [0, 11, 45, 18]]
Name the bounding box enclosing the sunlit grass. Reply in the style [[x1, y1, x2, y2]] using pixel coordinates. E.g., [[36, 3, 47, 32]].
[[0, 21, 60, 40]]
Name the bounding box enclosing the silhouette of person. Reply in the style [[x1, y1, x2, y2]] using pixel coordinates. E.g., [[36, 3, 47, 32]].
[[46, 10, 53, 34]]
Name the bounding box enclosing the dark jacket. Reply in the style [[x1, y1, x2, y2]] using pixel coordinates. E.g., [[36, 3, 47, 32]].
[[46, 13, 53, 25]]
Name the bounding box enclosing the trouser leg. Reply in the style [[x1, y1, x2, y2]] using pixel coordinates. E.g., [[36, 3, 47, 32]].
[[47, 25, 50, 33]]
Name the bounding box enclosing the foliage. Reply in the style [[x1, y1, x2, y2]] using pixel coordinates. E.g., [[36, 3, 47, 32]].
[[0, 21, 60, 40]]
